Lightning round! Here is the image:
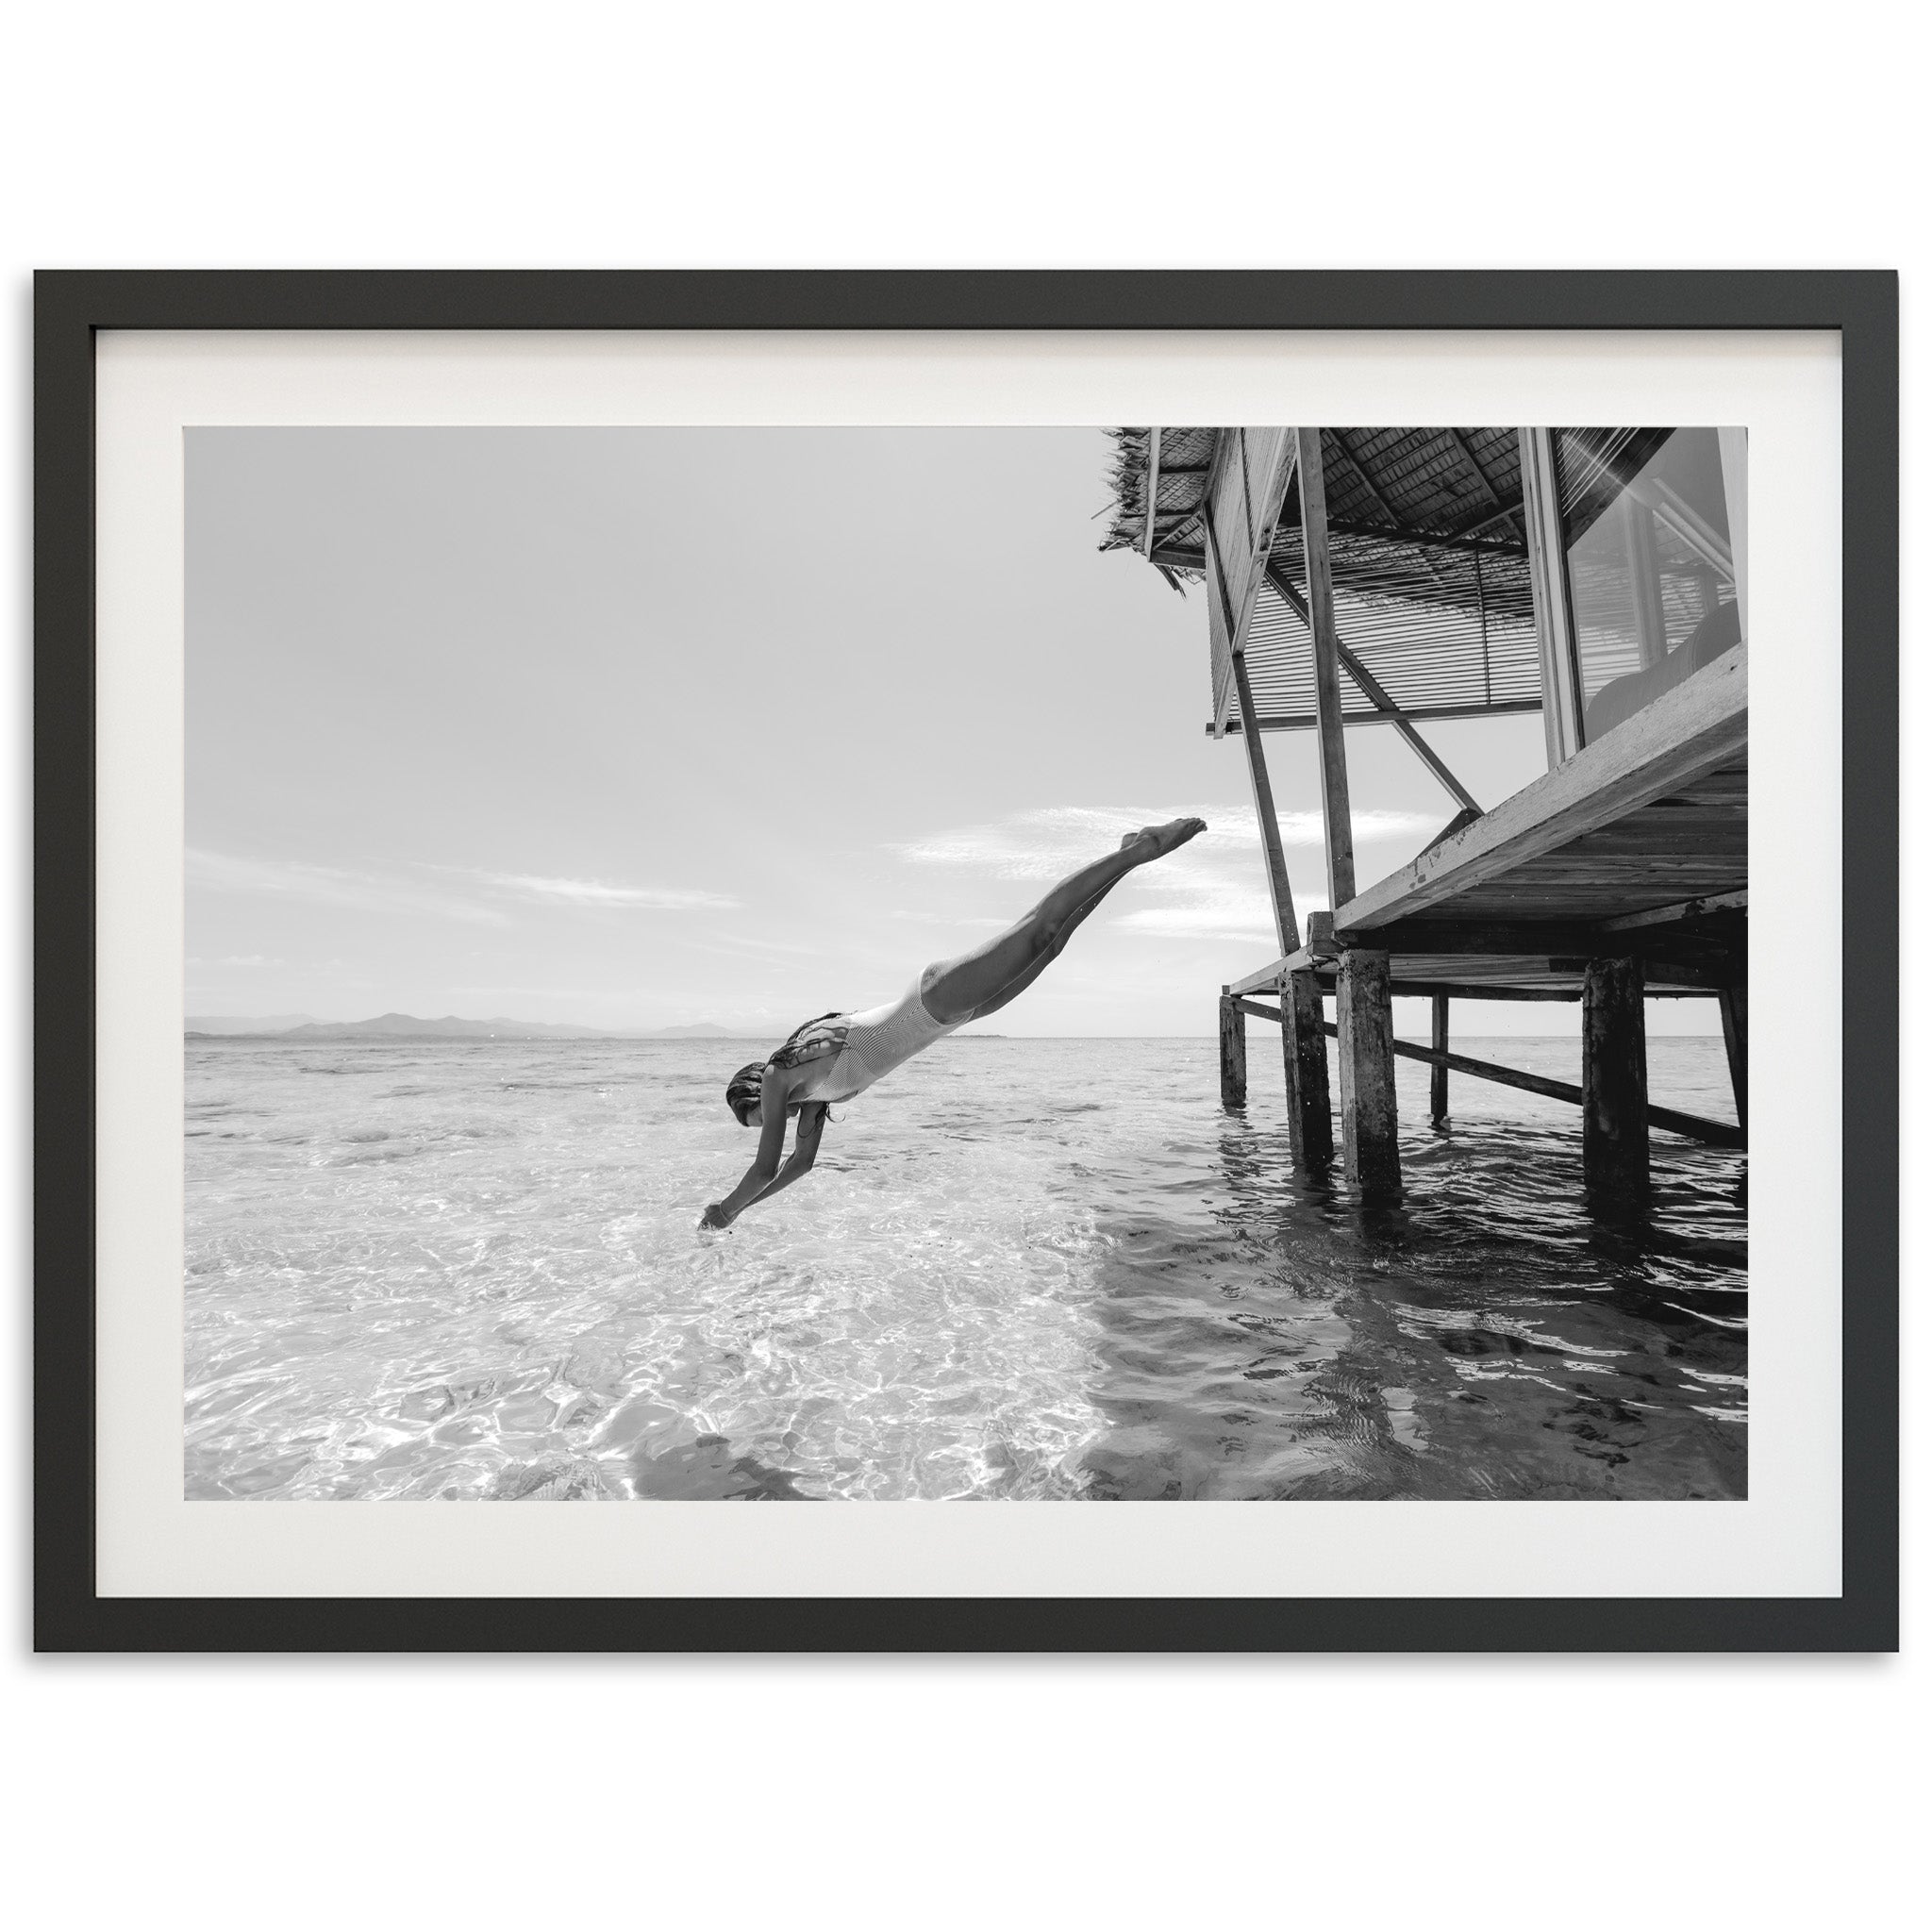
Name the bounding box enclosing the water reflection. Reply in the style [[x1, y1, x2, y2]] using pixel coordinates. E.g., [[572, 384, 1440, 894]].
[[1077, 1094, 1746, 1500]]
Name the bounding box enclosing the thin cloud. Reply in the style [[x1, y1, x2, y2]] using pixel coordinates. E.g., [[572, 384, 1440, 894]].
[[197, 851, 741, 923], [1112, 875, 1335, 944], [1112, 903, 1277, 941], [887, 910, 1012, 930], [888, 803, 1438, 879], [464, 869, 740, 911], [188, 849, 508, 925], [884, 803, 1398, 947]]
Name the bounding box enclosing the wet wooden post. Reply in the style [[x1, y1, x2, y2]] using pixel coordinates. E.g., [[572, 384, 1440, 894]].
[[1232, 598, 1331, 1167], [1282, 969, 1333, 1165], [1302, 430, 1392, 1191], [1338, 949, 1400, 1193], [1430, 991, 1449, 1125], [1218, 986, 1247, 1108], [1582, 958, 1649, 1195], [1717, 982, 1747, 1137]]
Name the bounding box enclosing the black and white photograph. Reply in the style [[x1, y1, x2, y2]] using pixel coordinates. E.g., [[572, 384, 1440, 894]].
[[185, 420, 1748, 1505]]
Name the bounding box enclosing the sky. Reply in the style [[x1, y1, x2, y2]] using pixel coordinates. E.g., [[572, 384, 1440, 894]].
[[186, 426, 1713, 1039]]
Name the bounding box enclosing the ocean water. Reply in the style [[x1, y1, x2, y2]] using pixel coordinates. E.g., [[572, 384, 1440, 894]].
[[185, 1034, 1746, 1502]]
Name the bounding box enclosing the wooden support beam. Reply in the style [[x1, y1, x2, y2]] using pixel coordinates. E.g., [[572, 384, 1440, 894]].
[[1223, 698, 1541, 738], [1238, 952, 1726, 998], [1316, 1023, 1741, 1148], [1417, 805, 1484, 857], [1718, 984, 1747, 1136], [1341, 655, 1484, 816], [1337, 948, 1399, 1192], [1296, 427, 1357, 907], [1141, 426, 1163, 558], [1598, 890, 1748, 933], [1235, 997, 1281, 1024], [1583, 958, 1650, 1194], [1283, 969, 1334, 1168], [1230, 950, 1315, 996], [1231, 651, 1302, 957], [1217, 699, 1544, 735], [1429, 992, 1449, 1125], [1391, 989, 1723, 1004], [1392, 981, 1578, 1003], [1218, 990, 1247, 1108], [1263, 559, 1483, 817]]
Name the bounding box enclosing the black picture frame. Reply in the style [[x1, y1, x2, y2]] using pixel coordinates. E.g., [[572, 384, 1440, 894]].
[[34, 270, 1899, 1653]]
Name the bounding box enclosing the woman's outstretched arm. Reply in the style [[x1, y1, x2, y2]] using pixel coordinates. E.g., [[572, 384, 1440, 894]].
[[739, 1103, 828, 1213], [699, 1074, 827, 1230]]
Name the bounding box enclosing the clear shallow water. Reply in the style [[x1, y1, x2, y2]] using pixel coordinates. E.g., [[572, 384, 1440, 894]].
[[185, 1035, 1745, 1502]]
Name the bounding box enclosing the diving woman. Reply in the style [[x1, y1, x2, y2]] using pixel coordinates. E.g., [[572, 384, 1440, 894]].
[[699, 816, 1207, 1229]]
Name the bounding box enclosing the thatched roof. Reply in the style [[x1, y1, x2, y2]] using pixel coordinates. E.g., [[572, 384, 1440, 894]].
[[1102, 425, 1530, 572], [1104, 426, 1544, 731]]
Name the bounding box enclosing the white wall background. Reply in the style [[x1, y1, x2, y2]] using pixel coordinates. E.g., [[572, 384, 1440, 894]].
[[2, 5, 1920, 1928]]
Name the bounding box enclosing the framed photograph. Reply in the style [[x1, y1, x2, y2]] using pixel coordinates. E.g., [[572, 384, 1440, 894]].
[[35, 271, 1897, 1651]]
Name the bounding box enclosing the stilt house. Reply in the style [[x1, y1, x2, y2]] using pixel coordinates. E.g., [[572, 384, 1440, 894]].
[[1102, 426, 1747, 1194]]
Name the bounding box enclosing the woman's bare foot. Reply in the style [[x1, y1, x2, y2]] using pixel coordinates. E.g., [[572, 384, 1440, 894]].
[[1121, 816, 1208, 860]]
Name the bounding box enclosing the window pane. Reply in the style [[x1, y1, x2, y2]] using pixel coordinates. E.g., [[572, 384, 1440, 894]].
[[1555, 427, 1741, 745]]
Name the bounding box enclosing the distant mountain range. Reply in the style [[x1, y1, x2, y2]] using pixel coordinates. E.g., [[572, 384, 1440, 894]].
[[185, 1012, 760, 1041]]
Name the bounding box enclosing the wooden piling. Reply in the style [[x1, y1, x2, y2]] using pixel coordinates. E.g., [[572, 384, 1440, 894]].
[[1582, 958, 1649, 1194], [1218, 989, 1247, 1108], [1429, 991, 1449, 1125], [1337, 949, 1400, 1192], [1282, 969, 1333, 1165], [1717, 984, 1747, 1137]]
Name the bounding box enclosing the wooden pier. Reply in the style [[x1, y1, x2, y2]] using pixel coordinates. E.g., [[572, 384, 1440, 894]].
[[1107, 424, 1747, 1196]]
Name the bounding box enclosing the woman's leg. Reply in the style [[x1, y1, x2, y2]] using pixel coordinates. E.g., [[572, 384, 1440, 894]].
[[921, 817, 1206, 1025]]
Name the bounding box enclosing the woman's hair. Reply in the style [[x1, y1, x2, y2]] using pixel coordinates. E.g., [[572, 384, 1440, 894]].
[[724, 1011, 844, 1125], [725, 1061, 768, 1126]]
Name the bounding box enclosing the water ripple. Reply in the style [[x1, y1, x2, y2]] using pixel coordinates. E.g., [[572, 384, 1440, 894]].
[[185, 1036, 1745, 1502]]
